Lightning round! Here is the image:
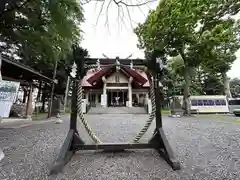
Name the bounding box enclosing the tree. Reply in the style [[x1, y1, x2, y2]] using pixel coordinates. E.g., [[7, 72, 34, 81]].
[[199, 19, 240, 98], [135, 0, 204, 115], [202, 74, 224, 95], [1, 0, 85, 113], [135, 0, 240, 115], [166, 55, 185, 95], [230, 78, 240, 97], [55, 46, 89, 95], [0, 0, 83, 69]]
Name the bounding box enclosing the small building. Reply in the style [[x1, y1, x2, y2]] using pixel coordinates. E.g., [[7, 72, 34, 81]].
[[0, 54, 54, 120], [83, 58, 150, 108]]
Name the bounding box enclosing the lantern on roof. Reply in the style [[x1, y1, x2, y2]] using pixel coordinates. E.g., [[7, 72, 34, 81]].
[[130, 61, 133, 69], [116, 57, 120, 71], [96, 59, 100, 70]]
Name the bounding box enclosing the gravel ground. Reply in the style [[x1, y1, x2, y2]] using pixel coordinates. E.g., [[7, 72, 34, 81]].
[[0, 113, 240, 180]]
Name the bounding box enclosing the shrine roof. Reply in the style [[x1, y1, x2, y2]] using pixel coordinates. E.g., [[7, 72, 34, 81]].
[[85, 58, 147, 66], [1, 54, 53, 84], [82, 64, 150, 87]]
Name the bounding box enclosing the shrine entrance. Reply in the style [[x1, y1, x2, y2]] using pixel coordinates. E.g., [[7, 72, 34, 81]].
[[50, 57, 181, 175], [107, 89, 128, 107]]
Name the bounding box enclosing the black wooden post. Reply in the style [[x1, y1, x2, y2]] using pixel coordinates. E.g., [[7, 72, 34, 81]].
[[155, 75, 163, 128], [70, 79, 77, 130]]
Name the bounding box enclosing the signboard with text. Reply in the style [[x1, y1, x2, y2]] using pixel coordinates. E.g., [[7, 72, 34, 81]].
[[0, 80, 20, 117]]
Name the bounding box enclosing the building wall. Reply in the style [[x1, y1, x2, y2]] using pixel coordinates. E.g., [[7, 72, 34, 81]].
[[84, 69, 150, 108], [106, 71, 128, 83]]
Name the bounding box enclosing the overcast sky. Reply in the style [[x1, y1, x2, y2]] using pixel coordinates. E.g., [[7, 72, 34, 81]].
[[81, 1, 240, 78]]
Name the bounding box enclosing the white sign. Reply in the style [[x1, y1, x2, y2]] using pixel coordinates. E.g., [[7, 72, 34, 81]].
[[0, 80, 20, 117], [101, 94, 107, 106]]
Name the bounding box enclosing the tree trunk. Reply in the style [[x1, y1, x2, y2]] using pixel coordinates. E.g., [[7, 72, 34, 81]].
[[41, 83, 47, 113], [183, 66, 191, 115], [23, 88, 28, 103], [222, 72, 232, 99], [41, 92, 46, 113], [197, 67, 203, 93], [179, 48, 191, 116], [36, 81, 42, 101]]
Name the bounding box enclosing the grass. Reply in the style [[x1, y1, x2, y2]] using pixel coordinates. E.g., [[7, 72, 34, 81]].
[[160, 109, 240, 123], [191, 113, 240, 124], [161, 109, 170, 114], [32, 111, 72, 121], [31, 112, 48, 121]]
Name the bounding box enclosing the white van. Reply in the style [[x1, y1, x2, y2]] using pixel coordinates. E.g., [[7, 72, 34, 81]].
[[228, 98, 240, 115]]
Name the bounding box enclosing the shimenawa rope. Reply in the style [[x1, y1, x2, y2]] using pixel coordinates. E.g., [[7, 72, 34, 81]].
[[76, 64, 156, 144]]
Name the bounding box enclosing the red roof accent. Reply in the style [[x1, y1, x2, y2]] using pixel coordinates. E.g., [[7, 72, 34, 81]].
[[87, 65, 115, 85], [121, 66, 147, 86], [86, 65, 148, 86]]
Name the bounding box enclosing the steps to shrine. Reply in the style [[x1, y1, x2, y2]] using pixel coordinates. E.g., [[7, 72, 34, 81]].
[[87, 107, 146, 114]]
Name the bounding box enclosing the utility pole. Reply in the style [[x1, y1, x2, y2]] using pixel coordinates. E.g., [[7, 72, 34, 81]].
[[48, 59, 58, 118]]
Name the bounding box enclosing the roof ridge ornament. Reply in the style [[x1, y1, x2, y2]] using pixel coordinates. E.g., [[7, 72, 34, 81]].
[[130, 61, 133, 69], [96, 59, 101, 70], [116, 56, 120, 71], [116, 60, 120, 65]]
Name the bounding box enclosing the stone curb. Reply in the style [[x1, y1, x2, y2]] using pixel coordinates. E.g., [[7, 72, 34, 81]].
[[0, 119, 57, 129]]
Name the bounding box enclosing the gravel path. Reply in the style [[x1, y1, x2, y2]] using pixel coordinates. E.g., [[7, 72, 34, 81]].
[[0, 113, 240, 180]]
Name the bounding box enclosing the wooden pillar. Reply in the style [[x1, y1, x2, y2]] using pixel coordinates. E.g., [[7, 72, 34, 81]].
[[128, 77, 133, 107], [136, 93, 140, 104], [25, 84, 33, 119], [85, 91, 89, 104], [95, 93, 98, 105], [102, 76, 107, 107]]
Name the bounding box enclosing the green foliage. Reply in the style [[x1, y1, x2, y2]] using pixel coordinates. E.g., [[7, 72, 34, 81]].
[[136, 0, 240, 66], [72, 44, 89, 78], [199, 20, 240, 74], [135, 0, 240, 97], [202, 75, 224, 95], [0, 0, 83, 69], [0, 0, 85, 96], [167, 55, 185, 76], [55, 46, 89, 95], [230, 77, 240, 97]]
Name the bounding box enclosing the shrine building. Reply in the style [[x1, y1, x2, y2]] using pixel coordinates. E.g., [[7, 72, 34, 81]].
[[82, 57, 150, 108]]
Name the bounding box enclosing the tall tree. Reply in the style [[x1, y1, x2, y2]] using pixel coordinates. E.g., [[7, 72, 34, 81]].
[[0, 0, 83, 69], [200, 20, 240, 98], [0, 0, 85, 113], [135, 0, 240, 115], [202, 74, 224, 95]]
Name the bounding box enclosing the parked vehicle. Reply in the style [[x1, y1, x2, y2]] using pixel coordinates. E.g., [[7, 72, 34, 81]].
[[171, 95, 229, 114], [228, 98, 240, 116]]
